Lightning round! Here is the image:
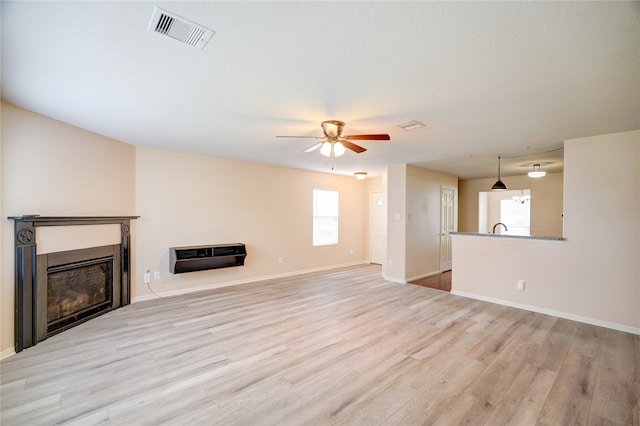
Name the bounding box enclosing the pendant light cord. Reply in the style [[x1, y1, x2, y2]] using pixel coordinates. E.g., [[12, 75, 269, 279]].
[[498, 147, 563, 160]]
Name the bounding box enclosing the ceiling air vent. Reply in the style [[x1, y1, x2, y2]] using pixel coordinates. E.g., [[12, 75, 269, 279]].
[[148, 7, 214, 50], [396, 120, 426, 131]]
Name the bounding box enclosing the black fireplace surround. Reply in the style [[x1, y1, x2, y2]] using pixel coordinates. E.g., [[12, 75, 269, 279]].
[[9, 215, 138, 352]]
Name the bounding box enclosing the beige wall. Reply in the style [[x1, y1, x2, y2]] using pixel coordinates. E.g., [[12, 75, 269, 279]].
[[562, 130, 639, 329], [384, 164, 407, 281], [0, 103, 372, 355], [459, 172, 563, 237], [384, 164, 458, 282], [134, 146, 367, 298], [405, 165, 458, 280], [452, 130, 640, 332], [1, 102, 136, 355], [0, 104, 3, 359]]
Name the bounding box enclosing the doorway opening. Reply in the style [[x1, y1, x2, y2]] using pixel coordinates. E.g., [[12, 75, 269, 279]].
[[409, 271, 451, 292], [479, 189, 531, 235], [368, 191, 386, 264]]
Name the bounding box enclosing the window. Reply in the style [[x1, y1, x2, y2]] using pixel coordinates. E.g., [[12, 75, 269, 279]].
[[313, 189, 339, 246], [500, 198, 530, 236]]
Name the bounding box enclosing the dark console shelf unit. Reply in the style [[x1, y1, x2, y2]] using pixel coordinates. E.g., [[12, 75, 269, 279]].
[[170, 243, 247, 274]]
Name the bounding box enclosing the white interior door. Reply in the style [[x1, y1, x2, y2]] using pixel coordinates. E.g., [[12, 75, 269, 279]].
[[440, 186, 456, 272], [369, 191, 386, 265]]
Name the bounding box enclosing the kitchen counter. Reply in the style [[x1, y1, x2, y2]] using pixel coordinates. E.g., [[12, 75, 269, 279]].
[[450, 232, 565, 242]]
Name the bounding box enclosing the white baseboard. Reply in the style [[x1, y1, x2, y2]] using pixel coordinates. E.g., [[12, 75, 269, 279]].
[[381, 273, 406, 284], [1, 347, 16, 360], [133, 260, 368, 302], [451, 290, 640, 336], [381, 270, 441, 284], [406, 270, 441, 283]]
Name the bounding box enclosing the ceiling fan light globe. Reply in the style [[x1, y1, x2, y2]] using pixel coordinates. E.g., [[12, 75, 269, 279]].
[[320, 141, 332, 157], [333, 141, 346, 157]]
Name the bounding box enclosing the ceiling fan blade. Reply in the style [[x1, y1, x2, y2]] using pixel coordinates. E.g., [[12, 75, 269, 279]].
[[304, 142, 323, 153], [276, 135, 323, 139], [343, 134, 391, 141], [341, 140, 367, 153], [342, 134, 390, 141]]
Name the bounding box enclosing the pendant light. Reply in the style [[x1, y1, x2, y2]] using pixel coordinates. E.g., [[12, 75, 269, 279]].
[[491, 156, 507, 191]]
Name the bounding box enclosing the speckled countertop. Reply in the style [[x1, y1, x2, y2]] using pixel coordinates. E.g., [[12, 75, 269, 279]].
[[450, 232, 566, 241]]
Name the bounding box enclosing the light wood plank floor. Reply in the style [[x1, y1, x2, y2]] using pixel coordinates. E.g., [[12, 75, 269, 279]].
[[1, 264, 638, 425]]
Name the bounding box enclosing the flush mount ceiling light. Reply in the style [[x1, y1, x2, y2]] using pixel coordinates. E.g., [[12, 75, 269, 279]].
[[528, 163, 547, 178], [491, 156, 508, 191], [354, 172, 368, 180], [395, 120, 426, 131], [148, 7, 214, 50]]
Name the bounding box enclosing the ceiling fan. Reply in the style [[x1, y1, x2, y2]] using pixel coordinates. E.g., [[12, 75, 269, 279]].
[[276, 120, 390, 157]]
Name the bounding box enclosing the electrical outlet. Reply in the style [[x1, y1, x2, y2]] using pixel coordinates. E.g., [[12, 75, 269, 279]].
[[517, 280, 525, 291], [350, 249, 354, 255], [143, 272, 151, 284], [278, 257, 283, 264], [154, 271, 160, 280]]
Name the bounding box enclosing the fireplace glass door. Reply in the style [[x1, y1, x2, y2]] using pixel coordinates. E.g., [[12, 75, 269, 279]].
[[47, 257, 114, 335], [36, 244, 121, 342]]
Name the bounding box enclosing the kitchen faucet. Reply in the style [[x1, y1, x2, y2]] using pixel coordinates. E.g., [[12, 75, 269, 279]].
[[492, 222, 508, 234]]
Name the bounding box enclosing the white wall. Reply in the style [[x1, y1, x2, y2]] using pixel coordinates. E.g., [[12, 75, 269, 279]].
[[452, 130, 640, 332], [384, 164, 458, 282], [0, 102, 136, 355]]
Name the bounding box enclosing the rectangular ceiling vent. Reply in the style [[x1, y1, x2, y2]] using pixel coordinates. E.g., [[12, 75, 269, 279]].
[[395, 120, 426, 131], [148, 7, 214, 50]]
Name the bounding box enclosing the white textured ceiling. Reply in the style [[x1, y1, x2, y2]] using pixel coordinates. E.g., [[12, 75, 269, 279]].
[[2, 1, 639, 179]]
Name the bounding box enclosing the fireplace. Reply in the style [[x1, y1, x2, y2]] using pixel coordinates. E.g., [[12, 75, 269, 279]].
[[38, 245, 120, 339], [48, 260, 112, 330], [9, 215, 138, 352]]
